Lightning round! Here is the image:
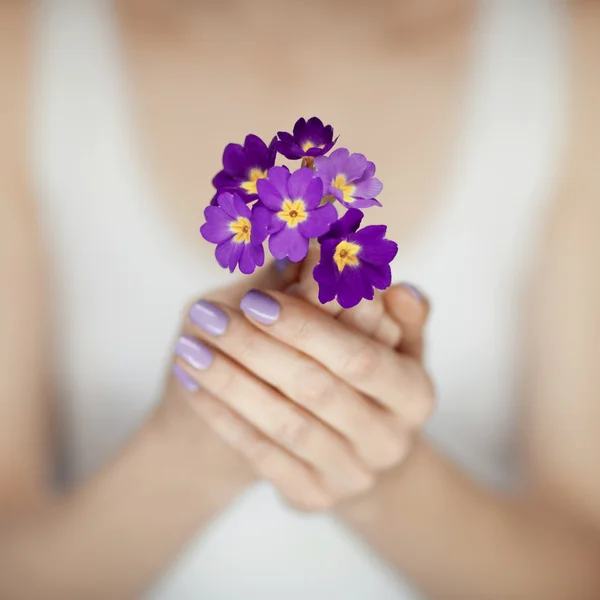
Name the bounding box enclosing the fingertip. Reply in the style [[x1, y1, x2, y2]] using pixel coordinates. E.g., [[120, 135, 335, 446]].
[[398, 283, 425, 303], [386, 283, 430, 320]]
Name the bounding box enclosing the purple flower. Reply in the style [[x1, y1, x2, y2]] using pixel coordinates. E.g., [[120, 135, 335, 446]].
[[200, 192, 269, 274], [276, 117, 338, 160], [211, 134, 277, 204], [313, 209, 398, 309], [315, 148, 383, 209], [256, 166, 338, 263]]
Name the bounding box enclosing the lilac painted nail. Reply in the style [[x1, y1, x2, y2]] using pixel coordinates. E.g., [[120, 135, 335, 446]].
[[172, 363, 200, 392], [400, 283, 423, 302], [189, 300, 229, 336], [175, 336, 214, 370], [240, 289, 281, 325], [274, 258, 290, 273]]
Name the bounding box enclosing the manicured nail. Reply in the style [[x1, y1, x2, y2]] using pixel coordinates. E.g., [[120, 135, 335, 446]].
[[172, 363, 200, 392], [189, 300, 229, 336], [284, 283, 302, 296], [175, 336, 214, 370], [275, 258, 290, 273], [240, 290, 281, 325], [400, 283, 423, 302]]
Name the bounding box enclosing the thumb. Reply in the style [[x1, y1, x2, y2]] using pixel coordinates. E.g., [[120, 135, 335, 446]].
[[383, 283, 430, 360], [283, 242, 343, 316]]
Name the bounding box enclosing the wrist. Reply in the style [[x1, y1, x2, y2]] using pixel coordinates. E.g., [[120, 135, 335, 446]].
[[150, 382, 254, 517], [336, 435, 426, 525]]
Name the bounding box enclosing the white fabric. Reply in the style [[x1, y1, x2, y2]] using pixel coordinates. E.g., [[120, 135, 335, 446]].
[[32, 1, 567, 598]]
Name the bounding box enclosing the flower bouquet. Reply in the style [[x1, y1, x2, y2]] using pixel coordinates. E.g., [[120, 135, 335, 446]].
[[200, 117, 398, 309]]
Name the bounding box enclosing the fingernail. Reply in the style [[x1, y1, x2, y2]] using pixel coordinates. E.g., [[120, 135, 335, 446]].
[[172, 363, 200, 392], [275, 258, 290, 273], [240, 289, 281, 325], [175, 335, 214, 370], [400, 283, 423, 302], [284, 283, 302, 296], [189, 300, 229, 336]]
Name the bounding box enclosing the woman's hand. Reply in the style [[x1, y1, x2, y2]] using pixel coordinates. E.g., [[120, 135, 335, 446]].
[[172, 284, 434, 511]]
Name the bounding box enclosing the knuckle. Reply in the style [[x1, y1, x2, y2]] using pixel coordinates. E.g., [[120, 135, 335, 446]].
[[217, 367, 243, 400], [350, 469, 376, 495], [273, 411, 312, 448], [234, 330, 260, 362], [290, 317, 314, 345], [300, 372, 337, 410], [409, 369, 436, 426], [340, 343, 381, 381], [286, 489, 333, 513], [364, 442, 404, 471], [243, 437, 273, 469], [419, 377, 436, 420]]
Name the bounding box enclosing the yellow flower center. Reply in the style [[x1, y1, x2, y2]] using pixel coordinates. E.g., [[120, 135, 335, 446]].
[[301, 140, 324, 152], [230, 216, 251, 243], [240, 168, 268, 195], [332, 174, 356, 205], [333, 240, 361, 271], [278, 199, 308, 228]]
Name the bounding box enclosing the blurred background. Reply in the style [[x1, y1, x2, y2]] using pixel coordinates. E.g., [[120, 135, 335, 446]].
[[3, 0, 598, 598]]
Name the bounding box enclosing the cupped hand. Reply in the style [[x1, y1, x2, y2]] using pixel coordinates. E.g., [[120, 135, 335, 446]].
[[172, 259, 434, 511]]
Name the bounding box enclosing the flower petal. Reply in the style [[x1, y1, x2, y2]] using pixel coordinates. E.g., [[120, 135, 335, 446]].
[[320, 208, 364, 241], [304, 116, 325, 137], [337, 267, 373, 309], [352, 228, 398, 265], [233, 193, 252, 219], [268, 212, 287, 234], [353, 175, 383, 201], [327, 147, 351, 173], [239, 243, 257, 275], [298, 202, 338, 238], [201, 206, 234, 243], [249, 242, 265, 268], [361, 261, 392, 291], [215, 238, 242, 272], [216, 192, 239, 219], [256, 178, 284, 211], [306, 136, 338, 157], [343, 152, 369, 183], [313, 240, 340, 305], [276, 139, 304, 160], [269, 226, 309, 262], [267, 136, 278, 166], [244, 134, 269, 168], [288, 168, 316, 201], [351, 224, 387, 243], [292, 117, 307, 139], [267, 166, 291, 199], [212, 170, 235, 190], [340, 196, 382, 209], [315, 155, 336, 185], [222, 143, 247, 178], [302, 176, 324, 210], [250, 204, 271, 244]]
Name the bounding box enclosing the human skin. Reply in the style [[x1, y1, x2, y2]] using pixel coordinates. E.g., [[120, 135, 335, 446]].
[[2, 1, 600, 599]]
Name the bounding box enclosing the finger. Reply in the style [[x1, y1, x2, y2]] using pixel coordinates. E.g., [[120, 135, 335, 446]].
[[337, 291, 402, 348], [384, 283, 430, 360], [187, 391, 332, 512], [239, 289, 434, 426], [173, 340, 374, 498], [202, 258, 298, 309], [286, 243, 401, 346], [286, 242, 341, 315], [185, 300, 404, 470]]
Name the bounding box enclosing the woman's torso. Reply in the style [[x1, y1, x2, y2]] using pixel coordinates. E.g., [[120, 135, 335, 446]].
[[32, 1, 567, 598]]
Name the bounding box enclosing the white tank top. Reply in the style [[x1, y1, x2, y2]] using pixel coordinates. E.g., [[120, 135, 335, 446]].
[[32, 1, 567, 598]]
